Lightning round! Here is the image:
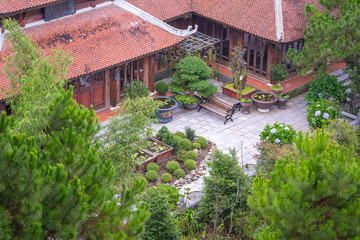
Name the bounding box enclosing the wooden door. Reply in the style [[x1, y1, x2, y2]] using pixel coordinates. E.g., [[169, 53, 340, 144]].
[[92, 72, 105, 110]]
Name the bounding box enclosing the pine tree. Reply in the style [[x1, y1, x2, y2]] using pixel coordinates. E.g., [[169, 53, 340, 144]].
[[247, 129, 360, 239]]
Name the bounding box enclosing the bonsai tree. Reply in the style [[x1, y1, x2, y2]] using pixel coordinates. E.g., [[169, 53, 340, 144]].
[[170, 56, 217, 104], [229, 47, 247, 98], [269, 64, 289, 85]]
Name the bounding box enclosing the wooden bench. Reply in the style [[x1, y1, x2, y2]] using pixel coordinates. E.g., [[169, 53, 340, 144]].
[[198, 96, 240, 124]]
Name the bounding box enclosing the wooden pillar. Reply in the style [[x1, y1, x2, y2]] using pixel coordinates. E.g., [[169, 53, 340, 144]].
[[266, 44, 274, 82], [253, 38, 257, 73], [228, 28, 234, 61], [143, 56, 150, 89], [104, 69, 111, 108], [90, 0, 96, 8], [17, 12, 25, 27], [211, 22, 215, 37], [149, 55, 155, 92], [238, 31, 244, 49], [0, 101, 6, 113]]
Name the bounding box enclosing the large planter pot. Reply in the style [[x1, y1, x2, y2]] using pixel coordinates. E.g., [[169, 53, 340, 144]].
[[240, 99, 253, 115], [183, 102, 199, 110], [153, 97, 178, 123], [278, 97, 289, 110], [251, 92, 278, 113]]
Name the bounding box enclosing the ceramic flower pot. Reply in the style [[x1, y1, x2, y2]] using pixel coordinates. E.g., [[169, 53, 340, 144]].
[[153, 97, 178, 123], [251, 92, 278, 113], [183, 102, 199, 110], [278, 97, 289, 110], [240, 99, 253, 115]]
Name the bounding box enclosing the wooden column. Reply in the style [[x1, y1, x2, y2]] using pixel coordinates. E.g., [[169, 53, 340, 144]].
[[228, 28, 234, 61], [149, 55, 155, 92], [266, 44, 274, 82], [104, 69, 111, 108], [143, 56, 150, 89], [238, 31, 244, 49]]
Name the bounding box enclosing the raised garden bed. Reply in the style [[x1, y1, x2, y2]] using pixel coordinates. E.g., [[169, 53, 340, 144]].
[[136, 137, 173, 169], [222, 83, 256, 99]]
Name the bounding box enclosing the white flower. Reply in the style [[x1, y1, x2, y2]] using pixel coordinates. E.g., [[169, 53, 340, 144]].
[[275, 139, 281, 144], [270, 128, 277, 134], [311, 118, 315, 122], [327, 106, 334, 110], [284, 127, 290, 131], [315, 110, 321, 117], [323, 112, 329, 119]]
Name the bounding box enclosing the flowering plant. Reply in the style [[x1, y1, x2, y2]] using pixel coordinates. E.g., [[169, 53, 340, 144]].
[[259, 122, 296, 144], [306, 99, 340, 128]]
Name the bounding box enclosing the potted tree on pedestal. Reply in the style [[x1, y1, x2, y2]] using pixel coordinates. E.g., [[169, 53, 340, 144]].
[[170, 56, 217, 110]]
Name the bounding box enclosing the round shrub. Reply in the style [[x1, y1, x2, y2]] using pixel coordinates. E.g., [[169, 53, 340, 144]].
[[180, 139, 192, 150], [260, 122, 296, 145], [173, 169, 185, 178], [185, 151, 198, 160], [192, 142, 201, 150], [161, 173, 172, 183], [146, 163, 159, 172], [195, 137, 208, 148], [146, 170, 158, 182], [175, 131, 185, 139], [166, 161, 180, 173], [184, 159, 196, 171], [155, 81, 169, 94], [307, 99, 340, 128]]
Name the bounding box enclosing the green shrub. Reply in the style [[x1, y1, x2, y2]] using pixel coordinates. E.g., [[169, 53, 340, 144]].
[[185, 151, 198, 160], [166, 161, 180, 173], [307, 99, 340, 128], [174, 94, 199, 105], [146, 163, 159, 172], [185, 127, 195, 141], [157, 127, 180, 151], [192, 143, 201, 150], [173, 169, 185, 178], [195, 137, 208, 148], [146, 170, 158, 181], [269, 64, 289, 83], [260, 122, 296, 145], [161, 173, 172, 183], [155, 81, 169, 94], [156, 184, 180, 211], [180, 139, 192, 150], [124, 79, 150, 99], [184, 160, 196, 170], [156, 126, 171, 141], [175, 131, 185, 138]]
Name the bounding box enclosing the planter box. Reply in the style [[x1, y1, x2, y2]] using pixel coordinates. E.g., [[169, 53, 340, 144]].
[[222, 84, 257, 99]]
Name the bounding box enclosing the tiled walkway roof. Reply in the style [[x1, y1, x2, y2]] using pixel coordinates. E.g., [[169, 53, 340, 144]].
[[0, 0, 60, 15], [0, 5, 185, 99]]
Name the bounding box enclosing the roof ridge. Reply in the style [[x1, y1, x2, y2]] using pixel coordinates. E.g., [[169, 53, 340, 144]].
[[274, 0, 284, 42]]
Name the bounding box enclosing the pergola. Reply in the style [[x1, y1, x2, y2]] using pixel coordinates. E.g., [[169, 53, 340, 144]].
[[180, 31, 220, 53]]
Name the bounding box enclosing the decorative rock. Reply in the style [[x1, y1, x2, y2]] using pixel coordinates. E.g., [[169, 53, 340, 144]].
[[192, 176, 199, 181], [181, 180, 187, 184], [193, 149, 199, 154], [191, 170, 196, 175], [184, 175, 191, 180], [174, 180, 179, 185]]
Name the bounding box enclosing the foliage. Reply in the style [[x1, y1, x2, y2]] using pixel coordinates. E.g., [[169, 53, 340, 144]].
[[124, 79, 150, 99], [195, 137, 208, 148], [175, 131, 185, 138], [174, 94, 199, 105], [198, 149, 251, 234], [170, 56, 217, 98], [175, 207, 204, 238], [185, 126, 196, 141], [247, 129, 360, 239], [142, 186, 181, 240], [100, 97, 162, 180], [174, 169, 186, 178], [253, 93, 276, 102], [271, 85, 282, 90], [306, 99, 340, 128], [192, 142, 202, 149], [240, 98, 252, 103], [155, 126, 180, 151], [184, 159, 196, 171], [155, 81, 169, 94], [146, 163, 159, 172], [156, 184, 181, 211], [254, 141, 294, 175], [259, 122, 297, 145], [269, 64, 289, 83], [146, 170, 159, 181], [305, 73, 348, 104], [180, 138, 192, 150], [161, 173, 173, 183], [286, 0, 360, 77], [2, 19, 72, 145], [278, 93, 289, 99], [185, 151, 198, 160], [166, 161, 180, 173], [156, 126, 171, 140]]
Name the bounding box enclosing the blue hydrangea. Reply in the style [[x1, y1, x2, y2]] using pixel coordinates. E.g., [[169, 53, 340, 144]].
[[270, 128, 277, 134], [275, 139, 281, 144], [318, 93, 322, 97], [315, 110, 321, 117], [323, 112, 329, 119]]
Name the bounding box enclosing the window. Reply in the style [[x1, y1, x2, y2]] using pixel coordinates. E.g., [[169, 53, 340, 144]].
[[44, 0, 76, 22]]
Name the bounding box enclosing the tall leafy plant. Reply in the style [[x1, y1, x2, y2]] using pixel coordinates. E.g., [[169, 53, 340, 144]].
[[269, 64, 289, 84]]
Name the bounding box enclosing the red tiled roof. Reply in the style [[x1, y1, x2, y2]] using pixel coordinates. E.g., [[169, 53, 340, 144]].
[[0, 5, 185, 99], [0, 0, 60, 15]]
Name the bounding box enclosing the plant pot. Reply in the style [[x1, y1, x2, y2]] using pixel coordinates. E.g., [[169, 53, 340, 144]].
[[157, 92, 167, 96], [251, 92, 278, 113], [153, 97, 178, 123], [271, 85, 283, 95], [183, 102, 199, 110], [278, 97, 289, 110], [240, 100, 253, 115]]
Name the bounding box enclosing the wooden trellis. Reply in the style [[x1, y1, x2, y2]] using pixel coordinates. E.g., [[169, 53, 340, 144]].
[[181, 32, 220, 53]]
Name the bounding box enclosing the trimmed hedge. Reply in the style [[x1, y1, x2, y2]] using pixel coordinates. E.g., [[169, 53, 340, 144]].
[[180, 139, 192, 150], [146, 170, 158, 181], [146, 163, 159, 172], [161, 173, 173, 183], [155, 81, 169, 94], [192, 143, 201, 150], [173, 169, 185, 178], [175, 131, 185, 139], [166, 161, 180, 173], [185, 151, 198, 160], [195, 137, 208, 148], [184, 160, 196, 171]]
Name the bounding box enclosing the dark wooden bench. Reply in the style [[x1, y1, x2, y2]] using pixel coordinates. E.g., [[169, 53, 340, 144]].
[[198, 96, 240, 124]]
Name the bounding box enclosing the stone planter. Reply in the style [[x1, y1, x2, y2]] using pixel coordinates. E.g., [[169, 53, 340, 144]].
[[251, 92, 278, 113], [278, 96, 289, 110], [183, 101, 199, 110], [240, 99, 253, 115], [222, 83, 256, 99], [153, 97, 178, 123]]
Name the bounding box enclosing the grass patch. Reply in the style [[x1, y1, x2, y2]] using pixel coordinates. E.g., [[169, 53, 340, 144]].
[[224, 83, 255, 95]]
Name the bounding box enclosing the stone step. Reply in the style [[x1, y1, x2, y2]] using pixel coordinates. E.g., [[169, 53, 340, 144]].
[[343, 80, 351, 86], [330, 68, 345, 77], [337, 73, 350, 82]]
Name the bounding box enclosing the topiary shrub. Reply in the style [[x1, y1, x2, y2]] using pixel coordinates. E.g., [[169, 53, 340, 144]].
[[155, 81, 169, 95], [166, 161, 180, 173], [146, 163, 159, 172], [184, 159, 196, 170], [146, 170, 158, 182], [195, 137, 208, 148], [185, 151, 198, 160], [192, 143, 201, 150], [161, 173, 172, 183], [173, 169, 185, 178], [156, 126, 171, 141], [180, 138, 192, 150], [175, 131, 185, 139]]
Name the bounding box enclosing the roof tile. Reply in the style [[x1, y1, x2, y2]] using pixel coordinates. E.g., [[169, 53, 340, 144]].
[[0, 0, 60, 15]]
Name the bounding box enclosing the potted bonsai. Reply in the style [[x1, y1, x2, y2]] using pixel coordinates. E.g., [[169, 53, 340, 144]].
[[240, 98, 253, 115], [251, 92, 278, 112], [269, 64, 289, 94], [278, 93, 290, 110], [153, 97, 178, 123], [170, 56, 217, 110], [155, 81, 169, 96]]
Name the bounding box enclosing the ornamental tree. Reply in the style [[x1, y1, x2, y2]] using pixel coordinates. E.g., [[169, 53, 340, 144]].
[[169, 56, 217, 101], [247, 129, 360, 239]]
